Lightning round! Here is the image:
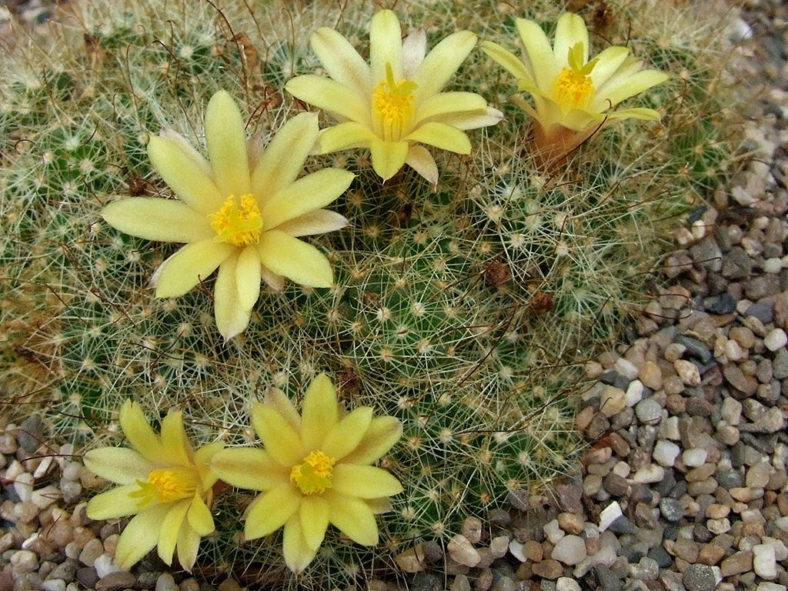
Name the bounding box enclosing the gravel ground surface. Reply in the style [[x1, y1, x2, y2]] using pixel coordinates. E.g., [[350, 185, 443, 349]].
[[1, 1, 786, 590]]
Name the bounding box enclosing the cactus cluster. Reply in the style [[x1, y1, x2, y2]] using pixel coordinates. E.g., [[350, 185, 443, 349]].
[[0, 0, 741, 587]]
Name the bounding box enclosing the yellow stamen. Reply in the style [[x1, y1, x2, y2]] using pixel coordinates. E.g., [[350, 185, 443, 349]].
[[130, 467, 199, 506], [290, 450, 336, 495], [553, 67, 594, 110], [371, 63, 418, 141], [208, 194, 262, 246]]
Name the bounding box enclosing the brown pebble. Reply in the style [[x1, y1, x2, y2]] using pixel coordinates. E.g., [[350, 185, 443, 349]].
[[95, 571, 136, 591], [557, 513, 583, 535], [720, 551, 753, 577], [698, 543, 726, 565], [531, 559, 563, 579], [639, 361, 663, 390], [523, 540, 543, 562]]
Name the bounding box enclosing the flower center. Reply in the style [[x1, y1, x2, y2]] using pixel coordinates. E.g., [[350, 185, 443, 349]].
[[371, 63, 418, 141], [130, 467, 199, 506], [208, 194, 262, 246], [553, 67, 594, 110], [290, 450, 336, 495]]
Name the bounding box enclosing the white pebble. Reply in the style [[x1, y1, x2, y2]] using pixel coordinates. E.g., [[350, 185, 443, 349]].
[[599, 502, 623, 532], [508, 540, 526, 563], [41, 580, 66, 591], [756, 583, 787, 591], [600, 386, 626, 417], [764, 329, 787, 352], [556, 577, 581, 591], [754, 544, 777, 580], [632, 464, 664, 484], [544, 519, 565, 544], [14, 472, 33, 503], [615, 358, 639, 380], [93, 553, 123, 578], [674, 359, 700, 386], [682, 448, 708, 468], [653, 440, 681, 467], [551, 535, 587, 566], [447, 534, 481, 568], [660, 416, 681, 440], [625, 380, 644, 407], [764, 258, 782, 273], [762, 537, 788, 561], [31, 485, 61, 510], [721, 397, 742, 425]]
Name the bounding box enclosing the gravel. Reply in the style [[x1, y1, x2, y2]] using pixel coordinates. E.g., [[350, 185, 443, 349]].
[[1, 1, 787, 591]]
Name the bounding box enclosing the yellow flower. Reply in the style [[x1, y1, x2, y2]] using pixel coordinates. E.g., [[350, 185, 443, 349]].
[[481, 12, 667, 158], [102, 91, 354, 341], [286, 10, 502, 183], [84, 401, 223, 571], [211, 374, 403, 573]]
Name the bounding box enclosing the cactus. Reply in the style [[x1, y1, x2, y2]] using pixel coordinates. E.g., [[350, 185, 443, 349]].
[[0, 0, 741, 588]]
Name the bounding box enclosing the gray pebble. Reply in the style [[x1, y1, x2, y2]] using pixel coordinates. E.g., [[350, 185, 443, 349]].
[[635, 398, 662, 424], [608, 516, 638, 535], [659, 498, 684, 522], [18, 415, 43, 453], [596, 566, 622, 591], [682, 564, 716, 591]]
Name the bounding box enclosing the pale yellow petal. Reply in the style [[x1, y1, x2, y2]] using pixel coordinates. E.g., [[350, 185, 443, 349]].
[[119, 400, 163, 464], [480, 40, 532, 82], [263, 387, 301, 431], [283, 515, 318, 573], [325, 491, 379, 546], [405, 144, 437, 185], [83, 448, 154, 485], [605, 107, 661, 120], [370, 139, 409, 181], [251, 402, 304, 467], [176, 521, 201, 572], [311, 27, 371, 98], [299, 495, 329, 551], [159, 128, 213, 179], [211, 447, 289, 491], [515, 18, 558, 90], [276, 209, 349, 237], [113, 503, 170, 569], [262, 168, 354, 230], [194, 441, 224, 489], [157, 499, 190, 565], [205, 90, 251, 198], [286, 75, 369, 125], [316, 122, 375, 154], [554, 12, 588, 65], [261, 267, 285, 292], [250, 112, 319, 204], [416, 92, 487, 123], [86, 484, 141, 520], [332, 464, 403, 498], [590, 46, 630, 88], [160, 410, 191, 466], [341, 416, 402, 465], [245, 485, 302, 540], [147, 135, 224, 215], [214, 256, 252, 342], [187, 493, 215, 536], [435, 107, 503, 131], [405, 122, 471, 155], [301, 374, 339, 451], [235, 245, 261, 312], [369, 9, 403, 83], [593, 69, 668, 110], [153, 239, 235, 298], [257, 231, 333, 288], [102, 198, 213, 243], [321, 407, 373, 461], [413, 30, 476, 101], [366, 497, 393, 514], [401, 29, 426, 78]]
